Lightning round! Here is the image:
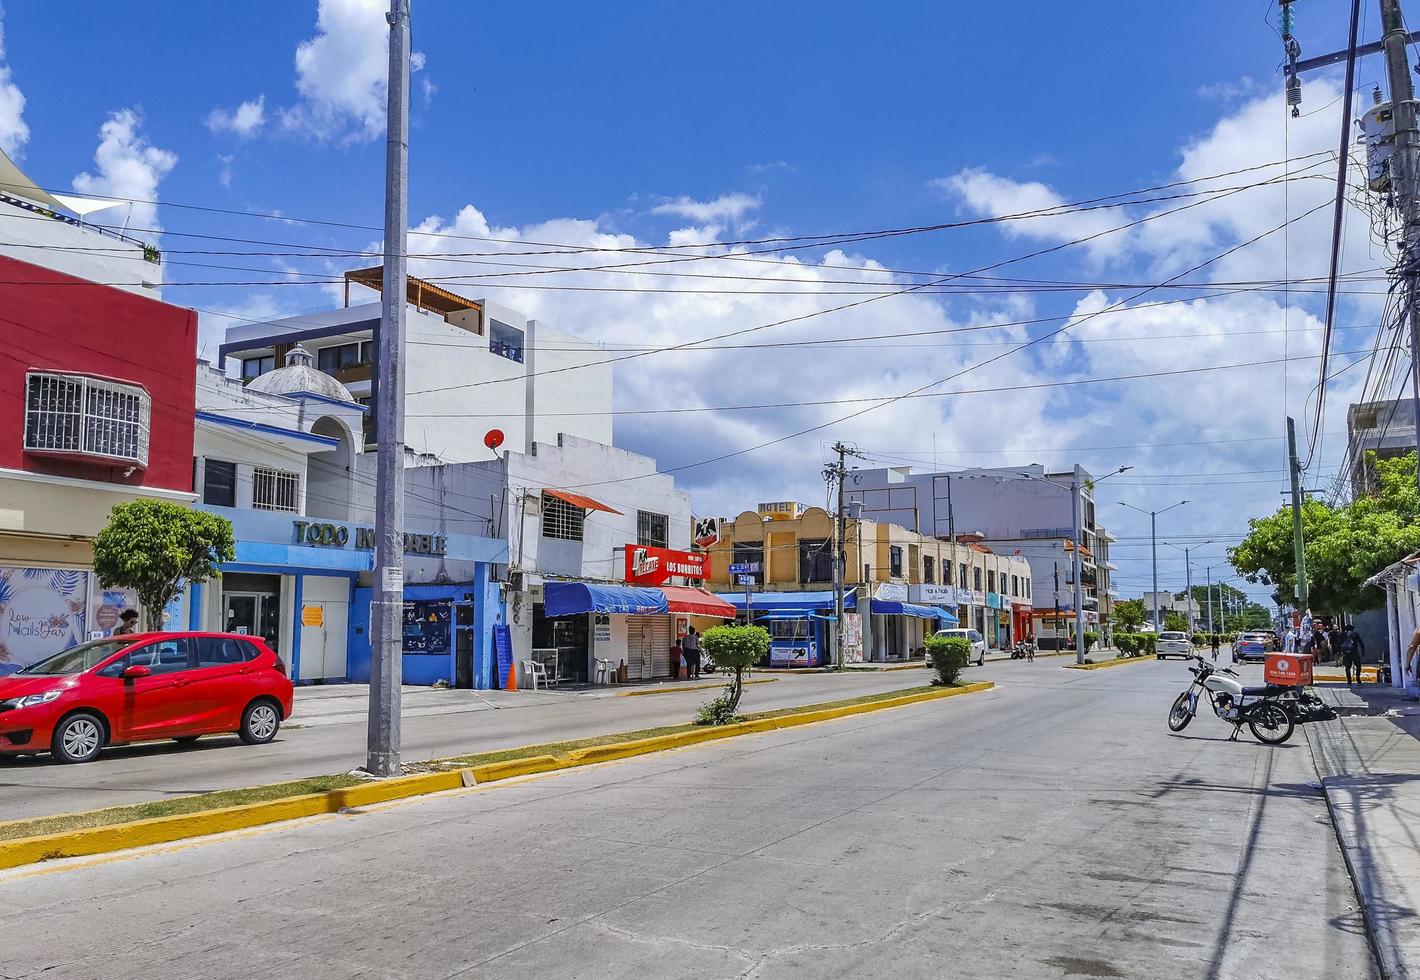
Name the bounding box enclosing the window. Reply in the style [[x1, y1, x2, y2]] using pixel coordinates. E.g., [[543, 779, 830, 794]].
[[943, 561, 953, 585], [1011, 574, 1019, 597], [923, 556, 935, 584], [103, 638, 192, 676], [973, 567, 983, 592], [252, 467, 300, 512], [541, 492, 584, 541], [25, 372, 151, 466], [356, 395, 376, 446], [799, 539, 833, 583], [732, 542, 764, 583], [889, 545, 903, 578], [316, 342, 363, 373], [959, 563, 968, 588], [637, 510, 668, 548], [987, 570, 996, 594], [1026, 579, 1031, 599], [202, 459, 237, 507], [195, 636, 256, 667], [241, 356, 274, 381], [490, 320, 525, 362], [864, 563, 871, 582]]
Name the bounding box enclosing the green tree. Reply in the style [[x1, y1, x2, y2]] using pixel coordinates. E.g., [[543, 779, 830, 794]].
[[696, 625, 770, 723], [1163, 610, 1189, 633], [1114, 598, 1147, 631], [92, 500, 235, 631], [1231, 452, 1420, 614]]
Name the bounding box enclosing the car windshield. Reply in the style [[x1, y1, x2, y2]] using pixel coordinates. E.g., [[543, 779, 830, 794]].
[[1160, 632, 1187, 640], [15, 639, 131, 676]]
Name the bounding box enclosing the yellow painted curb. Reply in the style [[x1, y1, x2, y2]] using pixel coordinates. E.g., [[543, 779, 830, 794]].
[[1063, 655, 1159, 671], [0, 681, 994, 872], [617, 677, 778, 697]]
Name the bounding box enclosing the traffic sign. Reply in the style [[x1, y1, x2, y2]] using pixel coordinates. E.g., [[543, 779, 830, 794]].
[[729, 562, 761, 575], [737, 574, 756, 585]]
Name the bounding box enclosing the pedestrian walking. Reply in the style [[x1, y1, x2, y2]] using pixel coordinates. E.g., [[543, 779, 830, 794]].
[[1209, 632, 1221, 661], [1405, 627, 1420, 699], [112, 609, 139, 636], [671, 638, 684, 680], [1339, 624, 1366, 686], [682, 626, 701, 679]]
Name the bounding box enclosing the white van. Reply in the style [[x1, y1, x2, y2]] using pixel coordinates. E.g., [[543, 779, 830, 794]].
[[932, 628, 987, 667]]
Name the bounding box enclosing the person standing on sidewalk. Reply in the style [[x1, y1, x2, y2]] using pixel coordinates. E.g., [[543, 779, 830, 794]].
[[682, 626, 701, 680], [1339, 625, 1366, 686]]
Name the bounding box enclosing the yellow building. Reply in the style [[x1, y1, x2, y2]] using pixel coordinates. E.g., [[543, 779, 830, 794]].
[[707, 507, 1033, 663]]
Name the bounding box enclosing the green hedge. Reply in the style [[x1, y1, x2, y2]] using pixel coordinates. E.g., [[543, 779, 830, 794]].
[[925, 634, 972, 685], [1113, 632, 1157, 657]]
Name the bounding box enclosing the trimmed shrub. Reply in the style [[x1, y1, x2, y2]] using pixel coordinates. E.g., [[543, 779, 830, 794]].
[[1084, 630, 1099, 653], [925, 634, 972, 685], [696, 625, 771, 724]]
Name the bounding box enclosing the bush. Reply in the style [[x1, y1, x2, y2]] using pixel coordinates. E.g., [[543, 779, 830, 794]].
[[1112, 632, 1159, 658], [1084, 630, 1099, 653], [696, 625, 770, 723], [925, 634, 972, 685]]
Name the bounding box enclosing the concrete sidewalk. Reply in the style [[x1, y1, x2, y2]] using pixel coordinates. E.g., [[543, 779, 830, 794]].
[[1309, 682, 1420, 978]]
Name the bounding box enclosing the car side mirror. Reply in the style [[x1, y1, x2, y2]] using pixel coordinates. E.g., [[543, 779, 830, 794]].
[[122, 664, 151, 681]]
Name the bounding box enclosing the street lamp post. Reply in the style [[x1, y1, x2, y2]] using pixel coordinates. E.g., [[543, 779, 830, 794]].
[[1117, 499, 1188, 632], [1165, 540, 1212, 634]]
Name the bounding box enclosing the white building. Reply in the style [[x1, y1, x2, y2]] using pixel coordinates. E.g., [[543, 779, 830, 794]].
[[219, 269, 612, 462]]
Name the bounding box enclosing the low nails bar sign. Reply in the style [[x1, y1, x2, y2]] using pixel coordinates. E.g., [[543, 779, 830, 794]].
[[624, 544, 708, 585]]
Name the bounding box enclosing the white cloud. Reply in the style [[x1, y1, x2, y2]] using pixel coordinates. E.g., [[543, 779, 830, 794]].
[[932, 168, 1129, 260], [216, 154, 234, 188], [650, 192, 762, 224], [71, 109, 177, 235], [0, 4, 29, 157], [280, 0, 427, 144], [1197, 76, 1260, 100], [206, 95, 266, 138]]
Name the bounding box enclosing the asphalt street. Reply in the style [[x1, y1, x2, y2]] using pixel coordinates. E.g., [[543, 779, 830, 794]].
[[0, 659, 1375, 979], [0, 665, 952, 822]]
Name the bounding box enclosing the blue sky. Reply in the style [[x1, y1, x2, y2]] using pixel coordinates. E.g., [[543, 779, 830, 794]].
[[0, 1, 1389, 603]]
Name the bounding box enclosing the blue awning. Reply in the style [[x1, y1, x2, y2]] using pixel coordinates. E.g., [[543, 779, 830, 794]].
[[871, 599, 947, 619], [718, 590, 857, 612], [934, 607, 960, 625], [544, 582, 667, 617]]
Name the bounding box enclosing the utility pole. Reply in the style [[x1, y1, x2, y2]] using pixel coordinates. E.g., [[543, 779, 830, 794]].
[[366, 0, 411, 778], [1206, 566, 1214, 634], [825, 442, 866, 669], [1219, 584, 1228, 634], [1070, 466, 1087, 665], [1286, 417, 1310, 614], [1053, 561, 1061, 652]]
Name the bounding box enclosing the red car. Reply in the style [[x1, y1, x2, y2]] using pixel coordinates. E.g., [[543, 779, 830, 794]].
[[0, 632, 293, 764]]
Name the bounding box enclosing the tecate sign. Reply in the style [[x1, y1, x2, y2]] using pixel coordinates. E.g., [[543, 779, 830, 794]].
[[624, 544, 708, 585]]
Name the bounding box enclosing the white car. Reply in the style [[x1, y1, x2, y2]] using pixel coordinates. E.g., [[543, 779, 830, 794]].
[[932, 628, 987, 667], [1156, 630, 1193, 659]]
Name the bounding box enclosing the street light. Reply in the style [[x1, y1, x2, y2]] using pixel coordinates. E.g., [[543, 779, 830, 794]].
[[1018, 465, 1132, 664], [1117, 499, 1188, 632], [1164, 540, 1213, 632]]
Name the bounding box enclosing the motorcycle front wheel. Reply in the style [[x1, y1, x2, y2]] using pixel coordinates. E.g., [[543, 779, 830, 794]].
[[1248, 702, 1294, 745], [1168, 691, 1193, 732]]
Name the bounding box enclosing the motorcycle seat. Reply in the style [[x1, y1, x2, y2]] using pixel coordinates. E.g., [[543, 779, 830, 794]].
[[1241, 684, 1285, 697]]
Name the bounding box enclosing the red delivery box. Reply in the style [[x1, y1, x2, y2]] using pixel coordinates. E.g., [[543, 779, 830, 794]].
[[1264, 653, 1313, 686]]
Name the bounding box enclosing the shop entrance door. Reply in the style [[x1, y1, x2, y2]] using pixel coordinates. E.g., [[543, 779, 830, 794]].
[[454, 603, 474, 688], [222, 573, 282, 654]]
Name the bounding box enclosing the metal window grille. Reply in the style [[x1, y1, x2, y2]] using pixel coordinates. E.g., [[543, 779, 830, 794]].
[[636, 510, 668, 548], [923, 557, 935, 584], [24, 372, 150, 465], [252, 466, 300, 512], [541, 493, 584, 541]]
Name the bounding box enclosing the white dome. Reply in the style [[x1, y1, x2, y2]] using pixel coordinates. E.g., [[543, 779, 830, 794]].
[[246, 344, 356, 404]]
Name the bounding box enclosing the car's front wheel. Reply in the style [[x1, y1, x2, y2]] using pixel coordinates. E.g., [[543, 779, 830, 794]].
[[238, 700, 281, 745], [52, 711, 105, 764]]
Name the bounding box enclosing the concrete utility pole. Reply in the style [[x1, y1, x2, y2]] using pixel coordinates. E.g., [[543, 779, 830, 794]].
[[1206, 566, 1214, 634], [1070, 466, 1087, 665], [1053, 561, 1061, 651], [1286, 417, 1310, 613], [825, 442, 866, 669], [366, 0, 411, 778]]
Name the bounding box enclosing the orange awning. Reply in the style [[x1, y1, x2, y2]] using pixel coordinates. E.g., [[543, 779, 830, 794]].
[[661, 586, 737, 618], [543, 488, 622, 514]]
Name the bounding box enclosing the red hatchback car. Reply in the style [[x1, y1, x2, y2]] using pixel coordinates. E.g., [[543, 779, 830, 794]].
[[0, 632, 293, 763]]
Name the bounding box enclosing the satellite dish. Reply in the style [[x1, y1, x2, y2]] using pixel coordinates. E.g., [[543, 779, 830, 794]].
[[484, 429, 505, 452]]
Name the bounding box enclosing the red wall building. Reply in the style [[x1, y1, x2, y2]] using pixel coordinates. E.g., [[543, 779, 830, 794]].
[[0, 254, 195, 492]]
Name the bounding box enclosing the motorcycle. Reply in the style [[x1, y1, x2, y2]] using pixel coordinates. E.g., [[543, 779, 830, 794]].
[[1167, 656, 1295, 744], [1010, 641, 1034, 661]]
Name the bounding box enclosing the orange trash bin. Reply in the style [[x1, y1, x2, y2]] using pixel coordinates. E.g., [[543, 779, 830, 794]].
[[1264, 653, 1313, 686]]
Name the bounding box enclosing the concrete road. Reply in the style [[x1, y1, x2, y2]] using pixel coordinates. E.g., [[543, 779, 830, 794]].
[[0, 665, 952, 822], [0, 660, 1374, 979]]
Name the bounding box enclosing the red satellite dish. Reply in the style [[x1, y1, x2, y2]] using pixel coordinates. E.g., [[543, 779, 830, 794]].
[[484, 429, 505, 451]]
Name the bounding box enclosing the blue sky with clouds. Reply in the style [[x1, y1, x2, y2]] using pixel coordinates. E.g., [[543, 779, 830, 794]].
[[0, 1, 1393, 602]]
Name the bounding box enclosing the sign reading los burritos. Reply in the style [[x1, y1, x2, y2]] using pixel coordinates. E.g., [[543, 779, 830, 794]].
[[292, 520, 447, 556], [624, 544, 708, 585]]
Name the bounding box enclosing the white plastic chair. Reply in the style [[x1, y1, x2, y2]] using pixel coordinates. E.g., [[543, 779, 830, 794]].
[[594, 657, 614, 685], [521, 659, 548, 690]]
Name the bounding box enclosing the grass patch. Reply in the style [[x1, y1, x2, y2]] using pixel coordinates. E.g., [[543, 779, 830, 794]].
[[0, 774, 366, 843]]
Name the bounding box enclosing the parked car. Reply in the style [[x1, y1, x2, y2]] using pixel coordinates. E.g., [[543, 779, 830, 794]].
[[0, 632, 292, 764], [1232, 632, 1271, 664], [1156, 630, 1193, 659], [932, 628, 987, 667]]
